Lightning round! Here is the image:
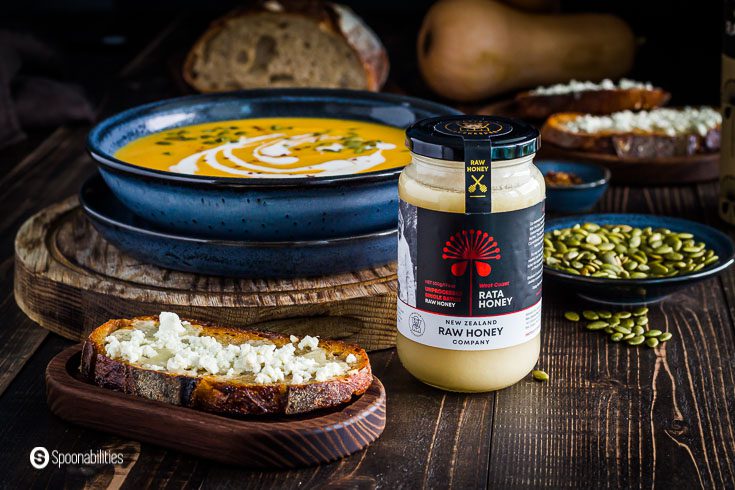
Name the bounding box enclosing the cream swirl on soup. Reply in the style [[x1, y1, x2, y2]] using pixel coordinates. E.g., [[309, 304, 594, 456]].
[[115, 117, 410, 178]]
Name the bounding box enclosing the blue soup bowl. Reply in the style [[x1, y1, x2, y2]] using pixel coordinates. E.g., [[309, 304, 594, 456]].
[[536, 160, 610, 213], [544, 213, 735, 305], [87, 89, 460, 241], [80, 174, 397, 278]]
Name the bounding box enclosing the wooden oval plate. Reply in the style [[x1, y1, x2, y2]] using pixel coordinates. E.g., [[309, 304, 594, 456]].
[[46, 345, 386, 468], [539, 144, 720, 185]]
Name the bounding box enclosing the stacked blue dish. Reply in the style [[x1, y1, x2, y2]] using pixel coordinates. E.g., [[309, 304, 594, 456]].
[[85, 89, 460, 278]]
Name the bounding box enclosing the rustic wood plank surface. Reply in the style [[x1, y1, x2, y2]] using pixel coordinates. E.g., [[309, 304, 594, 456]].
[[0, 10, 733, 490], [14, 197, 397, 351]]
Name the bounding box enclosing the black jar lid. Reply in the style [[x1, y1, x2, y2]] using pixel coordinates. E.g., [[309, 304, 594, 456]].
[[405, 115, 540, 161]]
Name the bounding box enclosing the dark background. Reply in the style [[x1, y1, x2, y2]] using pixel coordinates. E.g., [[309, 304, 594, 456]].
[[0, 3, 732, 489], [0, 0, 722, 112]]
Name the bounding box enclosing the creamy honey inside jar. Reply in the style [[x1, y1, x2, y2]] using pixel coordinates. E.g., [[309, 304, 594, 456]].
[[396, 115, 545, 392]]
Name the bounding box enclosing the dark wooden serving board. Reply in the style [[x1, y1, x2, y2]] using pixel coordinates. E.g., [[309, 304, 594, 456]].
[[472, 101, 721, 186], [539, 144, 720, 185], [46, 345, 386, 468], [15, 197, 397, 351]]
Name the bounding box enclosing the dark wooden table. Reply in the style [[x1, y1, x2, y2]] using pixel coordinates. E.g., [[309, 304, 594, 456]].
[[1, 14, 735, 490]]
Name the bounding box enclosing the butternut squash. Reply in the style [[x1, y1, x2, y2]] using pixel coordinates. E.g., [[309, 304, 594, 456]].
[[418, 0, 635, 101]]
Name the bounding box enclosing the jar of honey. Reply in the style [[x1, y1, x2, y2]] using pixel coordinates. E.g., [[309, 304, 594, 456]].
[[396, 115, 545, 392]]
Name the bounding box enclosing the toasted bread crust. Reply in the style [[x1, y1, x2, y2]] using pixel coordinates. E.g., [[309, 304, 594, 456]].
[[182, 1, 388, 92], [81, 317, 373, 415], [541, 112, 721, 158], [516, 88, 670, 120]]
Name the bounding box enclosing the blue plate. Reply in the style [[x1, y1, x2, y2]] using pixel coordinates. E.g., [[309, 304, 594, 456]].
[[80, 174, 397, 278], [87, 89, 460, 241], [544, 213, 735, 305], [536, 160, 610, 213]]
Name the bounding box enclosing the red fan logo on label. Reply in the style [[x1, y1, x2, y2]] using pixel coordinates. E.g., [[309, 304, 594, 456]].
[[442, 229, 501, 277]]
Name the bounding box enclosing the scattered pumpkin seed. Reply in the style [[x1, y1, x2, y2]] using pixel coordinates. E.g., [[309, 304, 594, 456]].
[[561, 307, 671, 351], [627, 335, 646, 346], [564, 311, 580, 322], [532, 370, 549, 382], [633, 306, 649, 316], [582, 310, 599, 320], [586, 321, 609, 331]]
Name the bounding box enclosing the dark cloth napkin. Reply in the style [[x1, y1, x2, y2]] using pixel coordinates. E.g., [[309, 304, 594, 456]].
[[0, 30, 94, 149]]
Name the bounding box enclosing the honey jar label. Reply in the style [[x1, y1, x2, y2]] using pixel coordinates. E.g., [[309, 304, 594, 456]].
[[397, 200, 544, 350]]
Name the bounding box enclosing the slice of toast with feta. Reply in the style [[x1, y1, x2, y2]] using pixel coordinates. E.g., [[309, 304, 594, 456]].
[[80, 312, 372, 416], [515, 79, 670, 120], [541, 107, 721, 158]]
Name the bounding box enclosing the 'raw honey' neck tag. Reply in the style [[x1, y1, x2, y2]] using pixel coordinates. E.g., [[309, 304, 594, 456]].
[[432, 118, 514, 214], [462, 137, 492, 213]]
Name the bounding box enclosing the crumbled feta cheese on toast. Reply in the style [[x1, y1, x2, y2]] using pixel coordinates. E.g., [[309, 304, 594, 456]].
[[103, 312, 360, 384], [531, 78, 654, 96]]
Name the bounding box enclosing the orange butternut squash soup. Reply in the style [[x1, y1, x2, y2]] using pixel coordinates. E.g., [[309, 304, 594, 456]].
[[114, 117, 410, 178]]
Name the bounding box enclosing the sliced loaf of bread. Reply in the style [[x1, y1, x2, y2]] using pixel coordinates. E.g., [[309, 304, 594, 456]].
[[183, 0, 389, 92]]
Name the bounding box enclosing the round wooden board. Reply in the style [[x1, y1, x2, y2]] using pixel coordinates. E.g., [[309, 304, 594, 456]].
[[15, 197, 398, 351], [539, 144, 720, 185], [47, 345, 386, 468]]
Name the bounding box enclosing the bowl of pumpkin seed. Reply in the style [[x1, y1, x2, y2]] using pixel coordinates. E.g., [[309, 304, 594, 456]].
[[544, 213, 735, 305]]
